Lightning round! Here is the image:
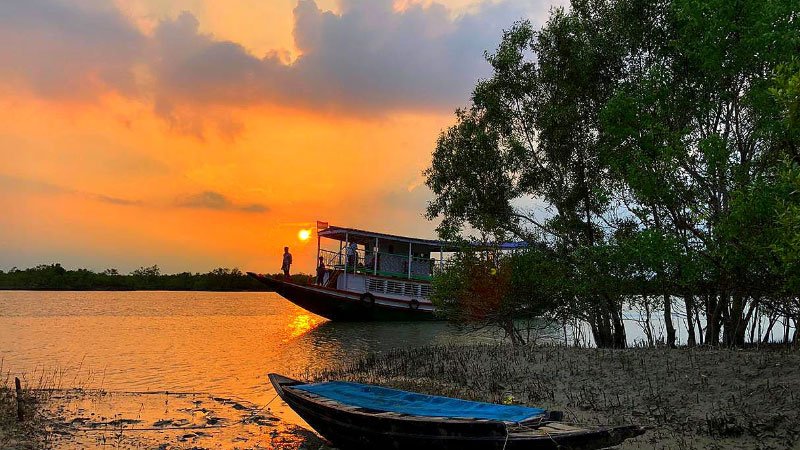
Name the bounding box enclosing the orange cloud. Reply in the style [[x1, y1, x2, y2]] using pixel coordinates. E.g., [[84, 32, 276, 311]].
[[0, 1, 558, 132], [0, 0, 565, 273]]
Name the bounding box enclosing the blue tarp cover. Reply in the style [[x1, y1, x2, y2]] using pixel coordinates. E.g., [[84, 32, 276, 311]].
[[293, 381, 545, 422]]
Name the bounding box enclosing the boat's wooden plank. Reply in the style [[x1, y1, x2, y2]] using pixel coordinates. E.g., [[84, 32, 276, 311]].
[[510, 428, 579, 437], [541, 422, 583, 432]]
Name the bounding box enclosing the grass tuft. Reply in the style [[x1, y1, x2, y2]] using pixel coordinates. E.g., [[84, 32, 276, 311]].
[[1, 360, 60, 449]]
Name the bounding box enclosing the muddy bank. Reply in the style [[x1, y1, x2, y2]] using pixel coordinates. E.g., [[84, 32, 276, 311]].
[[7, 345, 799, 449], [3, 389, 331, 450], [314, 344, 800, 449]]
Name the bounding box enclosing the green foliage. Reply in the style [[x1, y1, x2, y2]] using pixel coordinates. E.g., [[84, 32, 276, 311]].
[[431, 248, 568, 344], [131, 265, 160, 277], [772, 60, 800, 145], [774, 163, 800, 292], [426, 0, 800, 347]]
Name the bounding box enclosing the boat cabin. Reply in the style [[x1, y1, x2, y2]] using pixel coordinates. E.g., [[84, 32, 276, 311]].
[[315, 224, 459, 302], [247, 223, 528, 321]]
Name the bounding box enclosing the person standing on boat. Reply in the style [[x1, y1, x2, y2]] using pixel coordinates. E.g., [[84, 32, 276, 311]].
[[346, 242, 357, 269], [282, 247, 292, 278], [316, 256, 326, 285]]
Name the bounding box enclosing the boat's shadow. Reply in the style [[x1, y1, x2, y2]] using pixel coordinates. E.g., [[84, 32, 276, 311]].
[[281, 319, 466, 372], [300, 319, 456, 351]]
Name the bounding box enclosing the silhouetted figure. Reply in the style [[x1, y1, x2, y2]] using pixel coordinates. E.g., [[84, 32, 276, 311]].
[[346, 242, 357, 269], [282, 247, 292, 278], [316, 256, 326, 285]]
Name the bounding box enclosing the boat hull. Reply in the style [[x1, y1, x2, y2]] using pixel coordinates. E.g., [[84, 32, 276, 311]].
[[269, 374, 644, 450], [247, 273, 437, 321]]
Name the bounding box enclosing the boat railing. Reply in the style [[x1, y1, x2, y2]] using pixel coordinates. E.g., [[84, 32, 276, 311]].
[[365, 276, 432, 299], [319, 248, 345, 268], [318, 248, 437, 281]]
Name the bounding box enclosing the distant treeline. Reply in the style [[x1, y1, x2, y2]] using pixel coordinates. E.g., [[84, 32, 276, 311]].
[[0, 264, 311, 291]]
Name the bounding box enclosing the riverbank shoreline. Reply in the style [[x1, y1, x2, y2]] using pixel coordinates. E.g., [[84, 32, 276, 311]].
[[6, 344, 799, 449], [313, 344, 800, 449], [2, 388, 332, 449]]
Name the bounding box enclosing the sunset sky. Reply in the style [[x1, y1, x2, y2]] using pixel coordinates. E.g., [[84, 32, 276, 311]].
[[0, 0, 564, 273]]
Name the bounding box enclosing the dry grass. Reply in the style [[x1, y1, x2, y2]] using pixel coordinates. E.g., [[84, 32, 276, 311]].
[[1, 380, 41, 448], [311, 344, 800, 449], [0, 361, 67, 449], [0, 358, 331, 450]]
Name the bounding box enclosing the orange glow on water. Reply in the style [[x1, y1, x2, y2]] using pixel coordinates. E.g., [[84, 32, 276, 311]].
[[287, 313, 322, 338]]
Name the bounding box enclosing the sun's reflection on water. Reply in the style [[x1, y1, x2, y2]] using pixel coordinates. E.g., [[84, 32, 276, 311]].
[[287, 313, 323, 338]]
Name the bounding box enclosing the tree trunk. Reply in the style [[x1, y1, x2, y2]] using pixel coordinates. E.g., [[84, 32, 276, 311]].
[[728, 293, 747, 347], [589, 313, 605, 348], [643, 295, 654, 347], [599, 315, 613, 348], [749, 303, 759, 344], [705, 293, 725, 346], [740, 298, 758, 345], [685, 294, 697, 347], [762, 313, 778, 343], [587, 318, 599, 348], [504, 318, 524, 346], [704, 294, 715, 344], [783, 315, 790, 344], [721, 297, 732, 345], [590, 304, 619, 348], [611, 312, 626, 348], [606, 295, 626, 348], [664, 294, 676, 348], [695, 303, 704, 346]]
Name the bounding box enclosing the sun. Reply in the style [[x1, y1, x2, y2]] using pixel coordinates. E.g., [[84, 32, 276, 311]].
[[298, 229, 312, 241]]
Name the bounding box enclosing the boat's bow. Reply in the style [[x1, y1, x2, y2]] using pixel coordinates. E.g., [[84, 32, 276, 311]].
[[269, 373, 303, 400], [247, 272, 283, 290]]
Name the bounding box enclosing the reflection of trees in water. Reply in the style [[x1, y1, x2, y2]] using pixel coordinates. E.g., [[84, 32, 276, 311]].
[[285, 310, 793, 355], [285, 320, 508, 373]]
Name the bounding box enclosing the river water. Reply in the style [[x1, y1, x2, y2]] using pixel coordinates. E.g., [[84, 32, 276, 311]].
[[1, 291, 790, 406], [0, 291, 506, 426]]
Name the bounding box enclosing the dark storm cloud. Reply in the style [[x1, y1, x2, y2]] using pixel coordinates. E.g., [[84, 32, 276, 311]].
[[1, 0, 559, 114], [152, 0, 532, 113], [176, 191, 269, 213]]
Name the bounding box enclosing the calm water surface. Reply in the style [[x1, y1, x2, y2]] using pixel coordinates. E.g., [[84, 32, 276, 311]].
[[6, 291, 771, 417], [0, 291, 496, 423]]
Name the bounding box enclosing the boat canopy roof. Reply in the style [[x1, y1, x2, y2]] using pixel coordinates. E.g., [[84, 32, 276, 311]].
[[293, 381, 545, 422], [318, 224, 528, 253], [318, 225, 461, 252]]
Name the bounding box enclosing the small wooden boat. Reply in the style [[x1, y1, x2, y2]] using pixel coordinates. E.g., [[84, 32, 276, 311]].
[[269, 374, 644, 449]]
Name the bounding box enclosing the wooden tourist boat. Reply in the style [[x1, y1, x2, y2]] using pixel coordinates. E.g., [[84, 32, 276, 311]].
[[249, 223, 461, 321], [268, 373, 644, 450]]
